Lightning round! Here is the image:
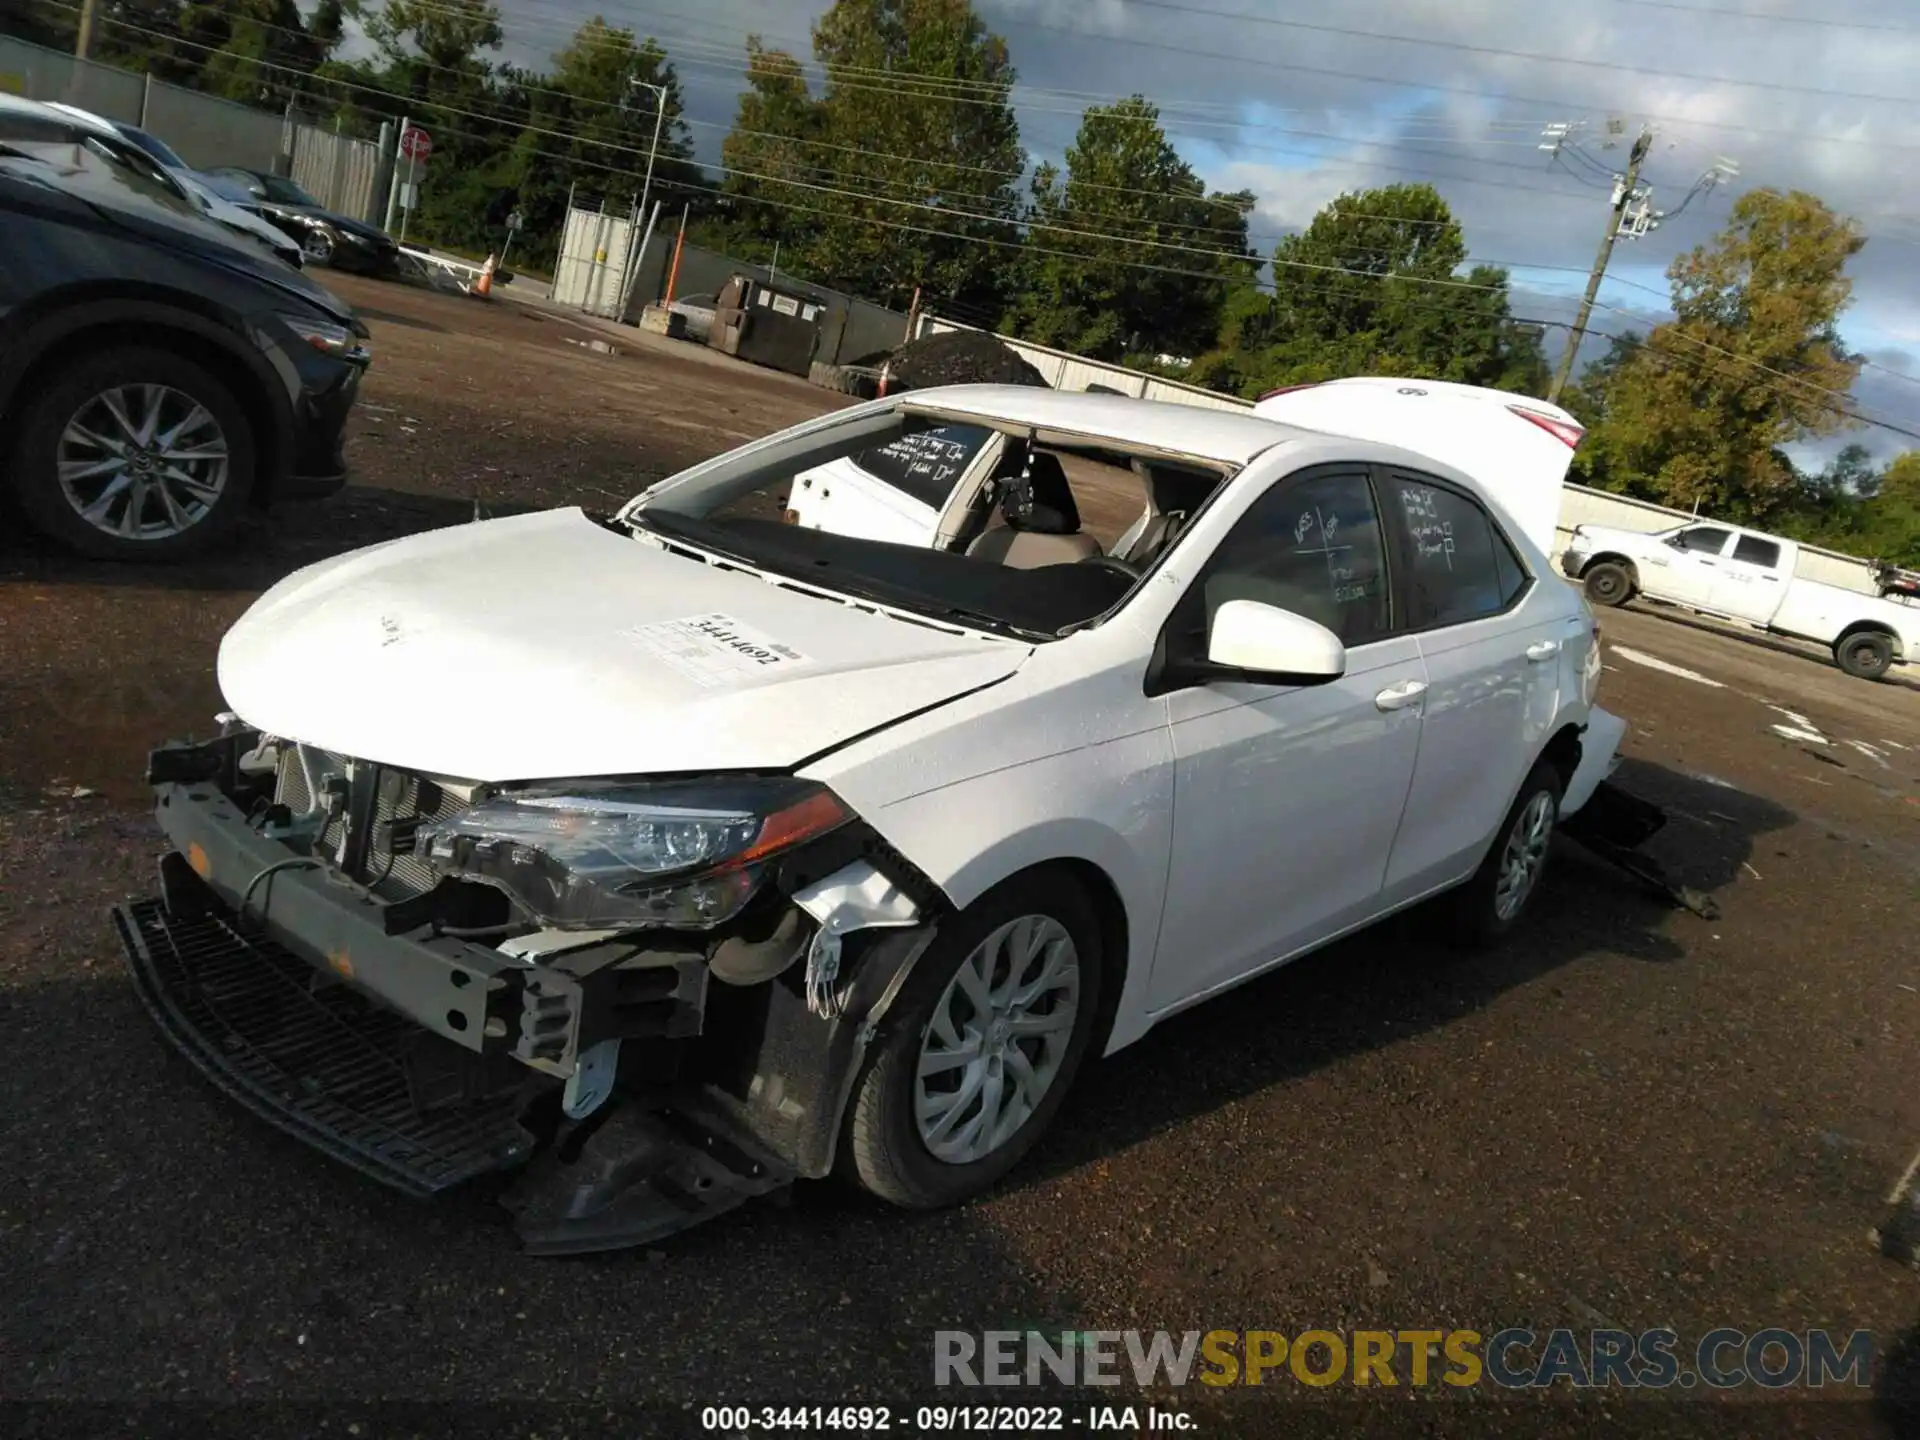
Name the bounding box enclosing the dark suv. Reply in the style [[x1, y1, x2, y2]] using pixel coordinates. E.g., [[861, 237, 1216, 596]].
[[0, 114, 370, 560]]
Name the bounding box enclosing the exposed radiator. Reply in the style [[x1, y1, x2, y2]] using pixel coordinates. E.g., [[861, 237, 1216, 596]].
[[271, 744, 470, 899]]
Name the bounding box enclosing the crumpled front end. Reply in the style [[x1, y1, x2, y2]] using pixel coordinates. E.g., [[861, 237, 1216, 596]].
[[112, 721, 948, 1254]]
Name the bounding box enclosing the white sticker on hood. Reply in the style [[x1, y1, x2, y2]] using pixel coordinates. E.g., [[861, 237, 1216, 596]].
[[622, 613, 811, 688]]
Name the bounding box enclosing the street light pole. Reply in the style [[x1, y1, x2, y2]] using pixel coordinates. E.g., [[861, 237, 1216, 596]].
[[616, 78, 670, 317]]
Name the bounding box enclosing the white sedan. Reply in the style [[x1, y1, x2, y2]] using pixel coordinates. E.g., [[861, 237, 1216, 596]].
[[120, 386, 1622, 1249]]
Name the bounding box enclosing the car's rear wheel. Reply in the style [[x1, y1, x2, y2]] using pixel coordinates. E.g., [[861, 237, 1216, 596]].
[[839, 871, 1104, 1208], [1834, 630, 1893, 681], [1583, 561, 1633, 607], [1441, 761, 1563, 950], [303, 228, 335, 265], [6, 347, 256, 561]]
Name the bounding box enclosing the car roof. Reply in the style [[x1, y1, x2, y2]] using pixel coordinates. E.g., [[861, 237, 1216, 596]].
[[897, 384, 1315, 467]]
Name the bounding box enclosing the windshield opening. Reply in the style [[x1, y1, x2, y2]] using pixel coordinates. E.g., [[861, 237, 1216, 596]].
[[625, 405, 1233, 639], [117, 125, 189, 171], [260, 173, 320, 206]]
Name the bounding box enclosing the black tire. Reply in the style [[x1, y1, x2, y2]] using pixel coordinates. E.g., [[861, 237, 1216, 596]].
[[839, 870, 1106, 1209], [1583, 561, 1634, 608], [1834, 630, 1894, 681], [303, 228, 335, 266], [1440, 761, 1564, 950], [6, 346, 257, 561]]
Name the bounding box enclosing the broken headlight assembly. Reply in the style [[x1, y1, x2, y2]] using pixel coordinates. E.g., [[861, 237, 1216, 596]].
[[414, 778, 852, 930]]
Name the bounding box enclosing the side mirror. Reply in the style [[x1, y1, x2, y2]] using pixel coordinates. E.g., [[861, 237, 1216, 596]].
[[1204, 600, 1346, 685], [1663, 534, 1687, 550]]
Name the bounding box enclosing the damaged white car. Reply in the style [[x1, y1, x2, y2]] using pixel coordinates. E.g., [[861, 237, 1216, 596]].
[[118, 386, 1644, 1253]]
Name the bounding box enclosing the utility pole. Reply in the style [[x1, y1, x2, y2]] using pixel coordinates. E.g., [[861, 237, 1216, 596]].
[[1547, 123, 1654, 404], [74, 0, 99, 59]]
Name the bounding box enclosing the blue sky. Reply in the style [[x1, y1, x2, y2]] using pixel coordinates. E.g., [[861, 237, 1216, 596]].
[[357, 0, 1920, 462]]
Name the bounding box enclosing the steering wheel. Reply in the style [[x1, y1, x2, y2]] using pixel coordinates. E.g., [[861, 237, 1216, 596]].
[[1078, 554, 1143, 581]]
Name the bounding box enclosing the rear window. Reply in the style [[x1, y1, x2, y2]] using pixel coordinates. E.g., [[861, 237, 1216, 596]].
[[853, 423, 994, 510], [1732, 535, 1782, 568]]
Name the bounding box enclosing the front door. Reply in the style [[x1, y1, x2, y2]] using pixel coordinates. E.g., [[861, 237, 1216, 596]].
[[1649, 524, 1735, 607], [1151, 466, 1424, 1010], [1380, 470, 1550, 897], [1706, 530, 1788, 625]]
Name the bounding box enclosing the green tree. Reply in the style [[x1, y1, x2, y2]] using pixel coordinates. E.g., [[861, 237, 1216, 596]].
[[1197, 184, 1546, 397], [791, 0, 1025, 310], [1572, 189, 1865, 519], [716, 38, 823, 264], [548, 18, 694, 204], [1008, 96, 1255, 362], [188, 0, 343, 107]]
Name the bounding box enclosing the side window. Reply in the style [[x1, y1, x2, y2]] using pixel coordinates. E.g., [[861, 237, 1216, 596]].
[[852, 423, 993, 510], [1673, 525, 1732, 554], [1732, 534, 1782, 568], [1391, 476, 1515, 627], [1192, 468, 1393, 647], [1491, 526, 1530, 607]]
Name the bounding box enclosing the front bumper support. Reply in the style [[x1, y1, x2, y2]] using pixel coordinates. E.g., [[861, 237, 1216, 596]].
[[114, 893, 534, 1195]]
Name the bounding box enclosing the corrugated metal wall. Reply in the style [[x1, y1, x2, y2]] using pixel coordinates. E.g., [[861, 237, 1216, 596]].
[[287, 125, 381, 224], [552, 201, 641, 318]]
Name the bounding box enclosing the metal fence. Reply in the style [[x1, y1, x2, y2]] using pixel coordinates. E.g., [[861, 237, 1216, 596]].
[[0, 36, 383, 221]]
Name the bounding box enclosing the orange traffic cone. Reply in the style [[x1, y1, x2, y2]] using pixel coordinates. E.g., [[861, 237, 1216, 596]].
[[473, 252, 496, 297]]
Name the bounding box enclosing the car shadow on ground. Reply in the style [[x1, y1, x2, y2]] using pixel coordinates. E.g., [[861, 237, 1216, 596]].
[[0, 487, 542, 594], [1616, 601, 1920, 694], [1007, 758, 1797, 1193]]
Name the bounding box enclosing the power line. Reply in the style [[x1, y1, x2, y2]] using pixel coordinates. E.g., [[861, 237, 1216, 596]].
[[1100, 0, 1913, 105], [1609, 0, 1920, 34]]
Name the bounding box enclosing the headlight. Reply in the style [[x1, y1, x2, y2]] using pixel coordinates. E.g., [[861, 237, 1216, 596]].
[[279, 313, 363, 359], [415, 778, 853, 930]]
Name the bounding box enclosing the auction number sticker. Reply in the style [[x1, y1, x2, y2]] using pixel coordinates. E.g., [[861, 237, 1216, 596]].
[[622, 612, 811, 688]]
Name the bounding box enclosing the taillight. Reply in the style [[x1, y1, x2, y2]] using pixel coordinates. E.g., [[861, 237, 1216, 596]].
[[1509, 404, 1585, 449], [1256, 383, 1322, 402]]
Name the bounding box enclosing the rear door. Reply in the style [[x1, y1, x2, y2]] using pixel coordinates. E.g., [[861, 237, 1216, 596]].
[[1706, 530, 1789, 624], [785, 422, 1000, 547], [1380, 469, 1557, 900]]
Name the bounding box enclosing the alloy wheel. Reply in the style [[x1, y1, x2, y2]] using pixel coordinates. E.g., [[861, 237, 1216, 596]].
[[56, 384, 230, 542], [914, 915, 1081, 1166], [1493, 791, 1556, 922]]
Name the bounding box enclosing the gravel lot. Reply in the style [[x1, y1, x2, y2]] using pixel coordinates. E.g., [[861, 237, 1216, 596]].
[[2, 275, 1917, 1439]]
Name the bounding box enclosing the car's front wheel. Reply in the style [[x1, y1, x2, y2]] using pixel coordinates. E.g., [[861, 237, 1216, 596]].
[[6, 347, 256, 560], [839, 871, 1105, 1208], [1441, 760, 1563, 949], [1582, 560, 1633, 607]]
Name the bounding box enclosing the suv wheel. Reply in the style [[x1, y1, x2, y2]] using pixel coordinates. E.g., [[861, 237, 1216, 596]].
[[839, 871, 1104, 1209], [8, 347, 256, 560]]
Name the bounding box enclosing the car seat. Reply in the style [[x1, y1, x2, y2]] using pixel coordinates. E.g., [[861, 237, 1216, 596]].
[[965, 453, 1102, 568]]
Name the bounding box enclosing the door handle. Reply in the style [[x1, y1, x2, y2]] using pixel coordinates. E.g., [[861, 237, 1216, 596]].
[[1526, 640, 1561, 662], [1762, 575, 1780, 582], [1374, 679, 1428, 711]]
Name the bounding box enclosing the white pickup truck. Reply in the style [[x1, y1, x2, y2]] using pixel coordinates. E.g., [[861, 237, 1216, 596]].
[[1560, 520, 1919, 681]]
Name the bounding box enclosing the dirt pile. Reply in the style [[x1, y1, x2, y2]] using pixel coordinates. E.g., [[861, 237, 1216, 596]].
[[881, 330, 1049, 392]]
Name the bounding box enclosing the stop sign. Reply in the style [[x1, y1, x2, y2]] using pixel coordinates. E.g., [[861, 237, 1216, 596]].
[[400, 126, 432, 161]]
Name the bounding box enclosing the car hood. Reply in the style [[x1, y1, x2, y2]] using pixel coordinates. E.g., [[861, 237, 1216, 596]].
[[217, 507, 1031, 782], [268, 202, 393, 244]]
